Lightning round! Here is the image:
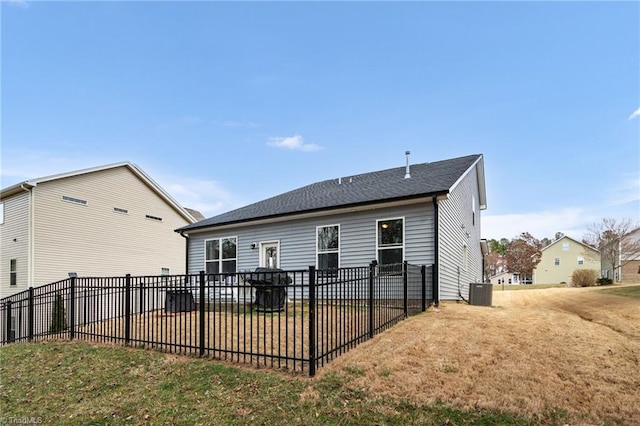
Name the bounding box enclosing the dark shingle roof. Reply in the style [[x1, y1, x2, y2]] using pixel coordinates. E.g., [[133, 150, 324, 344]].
[[178, 154, 482, 232]]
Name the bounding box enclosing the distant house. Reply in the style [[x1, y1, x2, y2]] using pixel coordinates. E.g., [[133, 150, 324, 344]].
[[177, 154, 488, 301], [533, 236, 600, 285], [620, 227, 640, 282], [0, 162, 196, 297], [489, 271, 522, 286]]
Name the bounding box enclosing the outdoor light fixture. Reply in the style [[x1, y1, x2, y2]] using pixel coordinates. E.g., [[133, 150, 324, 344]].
[[250, 243, 257, 249]]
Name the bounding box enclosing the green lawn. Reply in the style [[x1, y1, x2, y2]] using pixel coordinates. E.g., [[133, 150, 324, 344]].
[[597, 284, 640, 299], [492, 283, 568, 291], [0, 341, 548, 425]]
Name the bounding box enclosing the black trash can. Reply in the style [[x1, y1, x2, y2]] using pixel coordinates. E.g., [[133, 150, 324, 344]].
[[247, 268, 291, 312], [165, 290, 195, 313]]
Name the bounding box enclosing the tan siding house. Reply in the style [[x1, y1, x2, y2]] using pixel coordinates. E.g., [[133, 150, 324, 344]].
[[533, 236, 600, 285], [0, 163, 196, 298]]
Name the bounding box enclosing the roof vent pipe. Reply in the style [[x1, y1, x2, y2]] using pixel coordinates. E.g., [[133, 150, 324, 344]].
[[404, 151, 411, 179]]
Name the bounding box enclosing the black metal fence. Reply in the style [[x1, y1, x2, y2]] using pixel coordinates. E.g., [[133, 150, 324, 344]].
[[1, 262, 434, 376]]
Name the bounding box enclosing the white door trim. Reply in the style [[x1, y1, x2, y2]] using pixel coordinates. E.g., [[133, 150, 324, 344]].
[[259, 241, 280, 269]]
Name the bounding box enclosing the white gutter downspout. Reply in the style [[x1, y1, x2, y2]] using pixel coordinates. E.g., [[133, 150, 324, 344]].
[[21, 183, 35, 288]]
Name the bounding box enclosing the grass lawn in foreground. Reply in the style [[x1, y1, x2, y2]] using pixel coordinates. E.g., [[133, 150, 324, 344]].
[[3, 285, 638, 425], [0, 341, 535, 426]]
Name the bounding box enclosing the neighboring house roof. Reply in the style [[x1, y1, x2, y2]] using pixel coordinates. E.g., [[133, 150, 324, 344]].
[[179, 154, 485, 232], [541, 235, 599, 254], [0, 162, 197, 223], [185, 208, 206, 222]]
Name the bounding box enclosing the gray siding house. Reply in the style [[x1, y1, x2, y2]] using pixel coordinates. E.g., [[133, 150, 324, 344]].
[[177, 154, 487, 301]]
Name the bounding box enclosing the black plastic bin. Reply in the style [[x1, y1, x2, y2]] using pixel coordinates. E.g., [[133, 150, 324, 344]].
[[246, 268, 291, 312], [165, 290, 196, 313]]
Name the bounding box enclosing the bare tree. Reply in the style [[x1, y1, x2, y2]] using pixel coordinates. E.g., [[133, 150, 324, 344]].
[[484, 251, 504, 280], [583, 217, 640, 282], [505, 232, 543, 281]]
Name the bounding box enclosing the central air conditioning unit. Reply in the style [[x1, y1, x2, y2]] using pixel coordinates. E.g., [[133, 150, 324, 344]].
[[469, 283, 493, 307]]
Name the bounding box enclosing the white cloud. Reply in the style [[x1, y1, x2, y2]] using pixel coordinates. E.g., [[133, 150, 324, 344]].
[[220, 121, 260, 128], [482, 208, 596, 241], [607, 173, 640, 206], [628, 107, 640, 120], [153, 175, 245, 218], [3, 0, 29, 7], [267, 134, 322, 152], [177, 115, 201, 125]]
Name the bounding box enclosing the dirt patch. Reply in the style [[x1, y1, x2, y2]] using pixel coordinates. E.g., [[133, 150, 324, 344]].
[[318, 285, 640, 425]]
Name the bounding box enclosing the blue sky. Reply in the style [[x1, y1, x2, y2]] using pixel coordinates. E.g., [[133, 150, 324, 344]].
[[2, 1, 638, 241]]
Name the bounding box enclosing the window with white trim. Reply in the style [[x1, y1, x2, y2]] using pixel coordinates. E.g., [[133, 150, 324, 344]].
[[10, 259, 17, 286], [562, 242, 569, 251], [554, 257, 560, 266], [205, 237, 237, 277], [317, 225, 339, 272], [377, 218, 404, 265], [577, 257, 584, 265]]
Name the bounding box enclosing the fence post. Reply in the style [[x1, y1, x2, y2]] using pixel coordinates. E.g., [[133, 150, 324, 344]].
[[124, 274, 131, 345], [139, 280, 145, 314], [432, 263, 439, 307], [5, 300, 12, 343], [308, 266, 316, 377], [70, 276, 76, 341], [421, 265, 426, 312], [28, 287, 34, 341], [368, 262, 375, 339], [199, 271, 205, 357], [403, 261, 408, 317]]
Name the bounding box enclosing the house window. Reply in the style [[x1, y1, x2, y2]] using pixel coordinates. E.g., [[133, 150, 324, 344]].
[[161, 267, 170, 276], [114, 207, 128, 214], [62, 195, 87, 205], [377, 218, 404, 265], [577, 257, 584, 265], [205, 237, 237, 277], [562, 242, 569, 251], [317, 225, 339, 272], [554, 257, 560, 266], [10, 259, 17, 286], [145, 214, 162, 221]]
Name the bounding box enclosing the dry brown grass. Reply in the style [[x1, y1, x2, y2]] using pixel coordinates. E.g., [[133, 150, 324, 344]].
[[79, 302, 400, 372], [318, 284, 640, 425]]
